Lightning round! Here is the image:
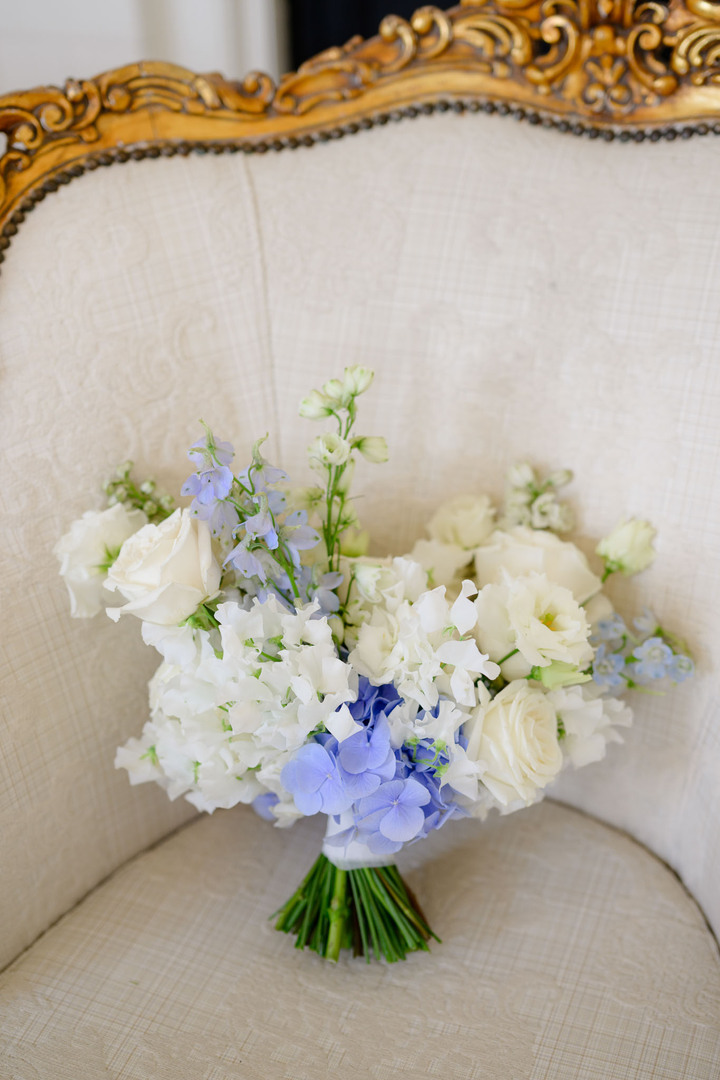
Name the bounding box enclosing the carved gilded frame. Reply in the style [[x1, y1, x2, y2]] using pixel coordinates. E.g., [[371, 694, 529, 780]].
[[1, 0, 720, 261]]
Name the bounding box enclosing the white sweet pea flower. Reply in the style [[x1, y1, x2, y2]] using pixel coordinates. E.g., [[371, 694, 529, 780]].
[[428, 494, 496, 549], [106, 508, 221, 625], [308, 432, 352, 468], [596, 519, 657, 576], [548, 684, 633, 768], [464, 680, 563, 807], [116, 597, 359, 815], [475, 526, 602, 605], [54, 503, 148, 617], [350, 582, 497, 712]]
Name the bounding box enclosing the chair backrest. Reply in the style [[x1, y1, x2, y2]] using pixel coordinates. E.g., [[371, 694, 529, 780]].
[[2, 0, 720, 969]]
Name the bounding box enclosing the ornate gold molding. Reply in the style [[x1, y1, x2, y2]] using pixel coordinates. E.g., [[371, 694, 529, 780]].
[[1, 0, 720, 245]]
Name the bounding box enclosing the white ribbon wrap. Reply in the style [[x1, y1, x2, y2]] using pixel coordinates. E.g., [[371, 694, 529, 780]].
[[322, 811, 393, 871]]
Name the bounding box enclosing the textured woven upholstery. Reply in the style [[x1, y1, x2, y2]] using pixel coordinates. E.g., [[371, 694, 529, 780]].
[[1, 802, 719, 1079], [1, 109, 718, 1075]]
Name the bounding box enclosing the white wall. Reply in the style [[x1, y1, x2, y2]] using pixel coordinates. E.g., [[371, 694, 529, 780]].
[[0, 0, 289, 95]]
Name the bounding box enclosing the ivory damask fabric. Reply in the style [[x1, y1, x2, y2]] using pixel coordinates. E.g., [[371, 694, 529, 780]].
[[0, 110, 719, 987], [1, 802, 719, 1079]]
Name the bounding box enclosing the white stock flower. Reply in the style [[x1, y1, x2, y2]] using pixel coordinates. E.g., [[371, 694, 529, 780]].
[[427, 494, 496, 549], [548, 684, 633, 768], [54, 503, 147, 617], [473, 572, 593, 679], [464, 680, 563, 807], [106, 508, 221, 625], [596, 519, 657, 576], [475, 526, 601, 605]]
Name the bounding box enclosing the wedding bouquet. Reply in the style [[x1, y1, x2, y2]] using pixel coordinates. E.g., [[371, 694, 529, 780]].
[[55, 368, 694, 963]]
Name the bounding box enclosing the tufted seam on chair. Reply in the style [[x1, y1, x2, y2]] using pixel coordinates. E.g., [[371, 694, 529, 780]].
[[242, 156, 281, 462], [1, 104, 720, 275]]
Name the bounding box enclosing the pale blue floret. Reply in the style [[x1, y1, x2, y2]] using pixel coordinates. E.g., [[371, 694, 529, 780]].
[[594, 614, 628, 646], [633, 608, 660, 638], [668, 654, 695, 682], [631, 636, 673, 680], [592, 644, 625, 688]]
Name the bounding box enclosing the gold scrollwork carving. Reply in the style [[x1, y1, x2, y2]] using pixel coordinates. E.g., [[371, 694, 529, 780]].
[[2, 2, 720, 229]]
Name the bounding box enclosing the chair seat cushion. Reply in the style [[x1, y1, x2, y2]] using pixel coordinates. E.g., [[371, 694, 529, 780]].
[[1, 800, 718, 1079]]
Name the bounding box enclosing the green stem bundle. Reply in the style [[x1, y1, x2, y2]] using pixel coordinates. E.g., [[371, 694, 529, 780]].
[[273, 854, 439, 963]]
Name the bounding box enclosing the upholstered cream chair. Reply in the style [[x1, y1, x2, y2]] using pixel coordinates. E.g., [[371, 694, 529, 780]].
[[1, 3, 719, 1076]]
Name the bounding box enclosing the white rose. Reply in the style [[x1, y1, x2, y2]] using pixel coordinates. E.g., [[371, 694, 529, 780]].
[[473, 573, 593, 679], [464, 680, 563, 806], [106, 508, 221, 625], [596, 519, 656, 576], [475, 526, 601, 604], [427, 494, 496, 549], [54, 503, 147, 618]]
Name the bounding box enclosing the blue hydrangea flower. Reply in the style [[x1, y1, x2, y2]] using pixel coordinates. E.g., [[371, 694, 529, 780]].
[[281, 743, 351, 816], [348, 678, 402, 725], [631, 636, 673, 680], [592, 644, 626, 688], [354, 779, 431, 854], [252, 792, 279, 821], [668, 654, 694, 682]]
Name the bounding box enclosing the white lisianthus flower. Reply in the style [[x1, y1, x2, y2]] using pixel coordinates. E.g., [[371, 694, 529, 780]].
[[407, 538, 470, 589], [473, 572, 593, 679], [464, 680, 563, 807], [54, 503, 147, 617], [596, 519, 657, 576], [548, 684, 633, 768], [308, 432, 352, 468], [475, 526, 602, 605], [353, 436, 388, 464], [427, 494, 496, 550], [106, 507, 221, 625]]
